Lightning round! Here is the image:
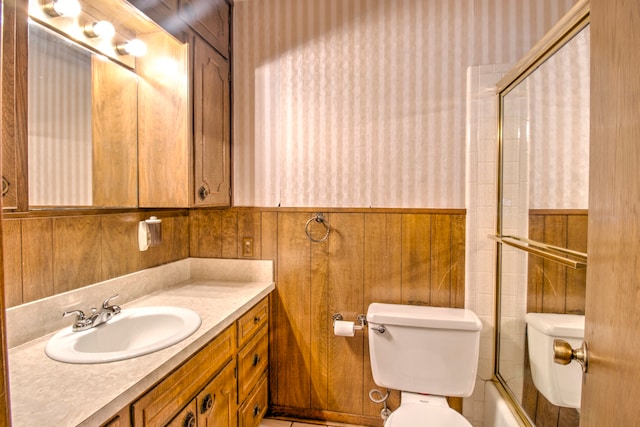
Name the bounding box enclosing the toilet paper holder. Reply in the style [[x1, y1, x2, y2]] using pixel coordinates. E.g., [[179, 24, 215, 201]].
[[332, 313, 367, 331]]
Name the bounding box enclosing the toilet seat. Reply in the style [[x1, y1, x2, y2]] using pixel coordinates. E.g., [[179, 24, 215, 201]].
[[385, 403, 471, 427]]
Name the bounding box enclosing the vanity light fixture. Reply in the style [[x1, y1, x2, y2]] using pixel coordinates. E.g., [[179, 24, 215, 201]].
[[83, 20, 116, 39], [43, 0, 82, 17], [115, 39, 147, 57]]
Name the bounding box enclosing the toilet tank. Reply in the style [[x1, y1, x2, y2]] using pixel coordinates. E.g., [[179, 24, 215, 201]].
[[525, 313, 584, 409], [367, 303, 482, 397]]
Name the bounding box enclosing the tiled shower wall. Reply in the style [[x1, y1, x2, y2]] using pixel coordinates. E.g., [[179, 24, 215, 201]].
[[465, 64, 511, 427]]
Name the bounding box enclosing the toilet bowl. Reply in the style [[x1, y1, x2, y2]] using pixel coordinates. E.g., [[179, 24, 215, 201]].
[[385, 393, 471, 427], [366, 303, 482, 426]]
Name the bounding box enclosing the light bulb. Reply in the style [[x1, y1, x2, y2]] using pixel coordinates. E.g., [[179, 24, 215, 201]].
[[44, 0, 81, 17], [115, 39, 147, 57], [84, 21, 115, 39]]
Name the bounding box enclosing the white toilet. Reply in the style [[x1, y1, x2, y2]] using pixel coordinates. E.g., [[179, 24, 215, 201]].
[[367, 303, 482, 426]]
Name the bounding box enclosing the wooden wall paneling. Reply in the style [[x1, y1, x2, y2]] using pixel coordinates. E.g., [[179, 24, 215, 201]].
[[362, 213, 402, 417], [541, 215, 568, 313], [527, 215, 545, 313], [431, 214, 452, 307], [21, 218, 54, 303], [144, 214, 190, 267], [400, 214, 431, 305], [261, 211, 279, 407], [3, 219, 22, 306], [535, 395, 560, 427], [261, 211, 278, 266], [220, 209, 238, 258], [274, 212, 312, 409], [237, 210, 261, 259], [52, 216, 103, 294], [451, 214, 466, 308], [309, 213, 329, 412], [565, 215, 587, 314], [189, 209, 223, 257], [326, 213, 364, 414], [101, 213, 140, 279]]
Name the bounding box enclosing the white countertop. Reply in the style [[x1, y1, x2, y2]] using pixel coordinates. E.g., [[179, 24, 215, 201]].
[[7, 259, 275, 427]]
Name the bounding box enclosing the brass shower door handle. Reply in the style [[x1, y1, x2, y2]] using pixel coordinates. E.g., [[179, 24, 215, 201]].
[[554, 339, 589, 373]]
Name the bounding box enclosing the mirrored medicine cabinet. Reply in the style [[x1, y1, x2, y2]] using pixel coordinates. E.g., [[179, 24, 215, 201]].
[[492, 0, 590, 425], [6, 0, 188, 211]]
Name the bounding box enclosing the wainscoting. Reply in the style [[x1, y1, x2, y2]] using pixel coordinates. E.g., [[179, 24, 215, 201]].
[[2, 210, 189, 307], [3, 207, 466, 426], [190, 207, 466, 426]]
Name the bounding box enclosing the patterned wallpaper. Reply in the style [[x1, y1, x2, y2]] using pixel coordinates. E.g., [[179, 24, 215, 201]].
[[232, 0, 577, 208]]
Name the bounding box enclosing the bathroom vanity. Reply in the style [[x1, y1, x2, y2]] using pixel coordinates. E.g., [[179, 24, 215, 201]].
[[6, 258, 274, 427]]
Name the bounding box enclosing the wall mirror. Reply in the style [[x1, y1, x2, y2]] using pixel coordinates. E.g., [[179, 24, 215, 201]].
[[493, 1, 589, 426], [28, 21, 138, 208]]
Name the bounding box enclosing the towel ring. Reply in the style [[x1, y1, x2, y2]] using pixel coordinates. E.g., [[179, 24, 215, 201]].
[[305, 213, 331, 243]]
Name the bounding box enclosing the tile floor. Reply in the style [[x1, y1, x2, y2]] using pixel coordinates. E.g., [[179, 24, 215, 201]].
[[260, 418, 366, 427]]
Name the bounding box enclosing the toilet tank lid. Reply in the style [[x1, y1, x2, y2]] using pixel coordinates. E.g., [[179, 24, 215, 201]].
[[525, 313, 585, 338], [367, 303, 482, 331]]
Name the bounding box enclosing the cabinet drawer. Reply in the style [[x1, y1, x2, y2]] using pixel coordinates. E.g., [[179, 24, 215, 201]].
[[238, 372, 268, 427], [237, 326, 268, 402], [132, 325, 235, 426], [237, 298, 268, 347]]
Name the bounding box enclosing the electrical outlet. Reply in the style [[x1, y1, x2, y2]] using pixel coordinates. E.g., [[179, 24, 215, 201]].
[[242, 237, 254, 257]]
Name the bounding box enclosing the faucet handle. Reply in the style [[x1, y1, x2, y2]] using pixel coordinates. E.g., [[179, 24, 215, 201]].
[[102, 294, 119, 308], [63, 309, 86, 320], [102, 294, 121, 314]]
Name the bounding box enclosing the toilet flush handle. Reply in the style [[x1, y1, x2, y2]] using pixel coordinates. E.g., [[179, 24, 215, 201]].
[[371, 324, 386, 334], [553, 339, 589, 373]]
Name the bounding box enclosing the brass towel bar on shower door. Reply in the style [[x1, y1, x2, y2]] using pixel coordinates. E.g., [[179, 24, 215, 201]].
[[489, 234, 588, 269]]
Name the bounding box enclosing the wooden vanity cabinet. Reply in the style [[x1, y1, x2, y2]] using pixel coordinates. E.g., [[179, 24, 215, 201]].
[[131, 326, 235, 426], [124, 297, 269, 427]]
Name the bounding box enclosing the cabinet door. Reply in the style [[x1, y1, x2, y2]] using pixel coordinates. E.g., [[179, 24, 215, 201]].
[[197, 361, 237, 427], [179, 0, 229, 58], [192, 35, 231, 206], [167, 400, 197, 427]]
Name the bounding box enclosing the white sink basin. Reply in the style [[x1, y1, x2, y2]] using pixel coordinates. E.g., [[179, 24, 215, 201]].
[[45, 306, 201, 364]]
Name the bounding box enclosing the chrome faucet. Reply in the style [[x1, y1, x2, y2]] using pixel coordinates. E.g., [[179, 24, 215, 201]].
[[63, 294, 121, 332]]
